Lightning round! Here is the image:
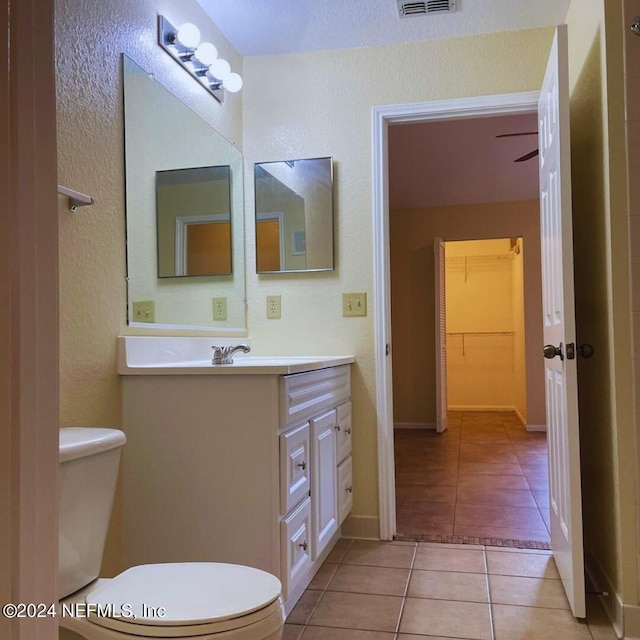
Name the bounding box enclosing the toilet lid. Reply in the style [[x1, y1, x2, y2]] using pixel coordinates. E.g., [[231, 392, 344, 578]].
[[85, 563, 282, 627]]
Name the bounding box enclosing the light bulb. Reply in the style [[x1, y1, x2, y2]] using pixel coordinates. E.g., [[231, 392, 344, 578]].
[[176, 23, 200, 49], [194, 42, 217, 66], [224, 72, 243, 93], [208, 58, 231, 81]]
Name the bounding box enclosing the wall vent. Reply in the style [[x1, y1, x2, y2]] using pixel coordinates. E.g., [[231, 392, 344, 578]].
[[396, 0, 456, 17]]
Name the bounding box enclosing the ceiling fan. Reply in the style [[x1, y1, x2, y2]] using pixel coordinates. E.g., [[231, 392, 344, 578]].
[[496, 131, 539, 163]]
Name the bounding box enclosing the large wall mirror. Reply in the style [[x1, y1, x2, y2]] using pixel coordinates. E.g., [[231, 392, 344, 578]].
[[123, 54, 245, 330], [255, 157, 334, 273]]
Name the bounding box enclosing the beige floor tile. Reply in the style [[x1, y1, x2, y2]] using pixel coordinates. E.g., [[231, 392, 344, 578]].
[[398, 636, 466, 640], [301, 628, 395, 640], [309, 564, 339, 590], [328, 565, 410, 596], [287, 590, 324, 625], [326, 538, 353, 563], [283, 623, 305, 640], [408, 569, 489, 602], [308, 592, 403, 633], [343, 541, 416, 568], [413, 546, 486, 573], [489, 574, 570, 608], [418, 542, 484, 550], [400, 598, 491, 639], [487, 550, 560, 579], [492, 604, 592, 640]]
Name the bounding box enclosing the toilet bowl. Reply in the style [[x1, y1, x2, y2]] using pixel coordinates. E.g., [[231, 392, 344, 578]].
[[59, 428, 284, 640]]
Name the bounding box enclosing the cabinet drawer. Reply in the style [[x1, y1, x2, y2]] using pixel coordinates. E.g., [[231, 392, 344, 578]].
[[280, 423, 311, 515], [335, 401, 352, 464], [337, 456, 353, 526], [280, 497, 312, 599], [281, 365, 350, 429]]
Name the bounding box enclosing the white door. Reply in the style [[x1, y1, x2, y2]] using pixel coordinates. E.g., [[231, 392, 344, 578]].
[[538, 25, 585, 618], [434, 237, 448, 433]]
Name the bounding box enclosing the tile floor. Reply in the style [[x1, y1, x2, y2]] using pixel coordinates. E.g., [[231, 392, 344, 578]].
[[284, 540, 617, 640], [394, 411, 550, 545]]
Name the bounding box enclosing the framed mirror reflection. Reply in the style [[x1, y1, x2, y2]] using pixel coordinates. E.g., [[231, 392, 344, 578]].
[[254, 157, 334, 273]]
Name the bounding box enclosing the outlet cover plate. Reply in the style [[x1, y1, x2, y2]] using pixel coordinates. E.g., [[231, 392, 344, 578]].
[[266, 295, 281, 319], [343, 292, 367, 317], [132, 300, 155, 323], [212, 297, 227, 321]]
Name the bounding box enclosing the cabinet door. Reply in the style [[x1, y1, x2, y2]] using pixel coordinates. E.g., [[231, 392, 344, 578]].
[[310, 409, 338, 560], [337, 456, 353, 525], [280, 497, 312, 599], [335, 401, 352, 465], [280, 422, 311, 515]]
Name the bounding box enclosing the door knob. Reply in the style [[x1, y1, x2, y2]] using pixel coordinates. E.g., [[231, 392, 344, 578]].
[[543, 343, 563, 360]]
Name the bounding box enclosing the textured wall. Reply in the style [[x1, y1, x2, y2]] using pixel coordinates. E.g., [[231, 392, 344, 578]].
[[55, 0, 243, 574]]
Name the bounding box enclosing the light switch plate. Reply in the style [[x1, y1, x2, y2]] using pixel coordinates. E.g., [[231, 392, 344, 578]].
[[343, 292, 367, 317], [212, 297, 227, 321], [266, 295, 281, 319], [132, 300, 155, 323]]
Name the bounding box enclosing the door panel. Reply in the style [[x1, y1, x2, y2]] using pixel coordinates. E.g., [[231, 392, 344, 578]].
[[538, 25, 585, 618], [435, 237, 448, 433]]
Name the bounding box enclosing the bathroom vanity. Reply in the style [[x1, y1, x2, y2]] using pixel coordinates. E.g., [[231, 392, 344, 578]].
[[118, 337, 355, 613]]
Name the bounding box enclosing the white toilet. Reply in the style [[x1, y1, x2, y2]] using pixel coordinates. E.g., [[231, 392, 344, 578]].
[[58, 428, 285, 639]]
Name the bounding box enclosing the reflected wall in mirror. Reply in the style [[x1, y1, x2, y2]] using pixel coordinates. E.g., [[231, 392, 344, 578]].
[[156, 166, 232, 277], [255, 157, 334, 273], [123, 54, 245, 330]]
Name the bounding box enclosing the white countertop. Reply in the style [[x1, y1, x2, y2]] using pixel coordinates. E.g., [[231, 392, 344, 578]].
[[117, 336, 354, 375]]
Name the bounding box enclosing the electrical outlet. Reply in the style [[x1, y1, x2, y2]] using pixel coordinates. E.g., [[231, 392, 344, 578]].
[[132, 300, 155, 323], [212, 297, 227, 321], [342, 292, 367, 317], [266, 295, 281, 319]]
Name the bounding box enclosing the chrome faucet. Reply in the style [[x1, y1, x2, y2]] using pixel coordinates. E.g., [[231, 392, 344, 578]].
[[211, 344, 250, 365]]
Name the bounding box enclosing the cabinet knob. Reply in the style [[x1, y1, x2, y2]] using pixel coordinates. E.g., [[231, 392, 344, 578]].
[[345, 426, 352, 435], [297, 461, 307, 471], [335, 424, 341, 431], [346, 485, 353, 493], [298, 541, 308, 551]]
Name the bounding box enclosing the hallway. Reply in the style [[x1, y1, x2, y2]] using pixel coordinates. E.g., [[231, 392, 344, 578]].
[[394, 411, 550, 546]]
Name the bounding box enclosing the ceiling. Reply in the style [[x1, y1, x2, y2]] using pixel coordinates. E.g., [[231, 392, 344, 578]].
[[389, 113, 540, 209], [196, 0, 570, 57]]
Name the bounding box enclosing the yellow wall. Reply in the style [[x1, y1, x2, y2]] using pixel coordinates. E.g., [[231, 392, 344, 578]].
[[243, 31, 554, 519], [391, 201, 545, 428], [566, 0, 638, 626], [445, 239, 524, 413]]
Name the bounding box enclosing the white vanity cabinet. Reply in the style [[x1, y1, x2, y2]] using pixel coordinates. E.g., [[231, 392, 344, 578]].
[[120, 359, 352, 614]]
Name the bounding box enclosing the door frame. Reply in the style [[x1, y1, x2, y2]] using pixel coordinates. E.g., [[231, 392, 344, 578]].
[[372, 91, 539, 540]]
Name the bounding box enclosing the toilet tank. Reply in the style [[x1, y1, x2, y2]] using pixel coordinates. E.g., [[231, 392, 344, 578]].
[[59, 428, 126, 598]]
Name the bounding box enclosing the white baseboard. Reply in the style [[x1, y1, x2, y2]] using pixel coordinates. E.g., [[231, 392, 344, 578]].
[[624, 603, 640, 639], [342, 515, 380, 540], [447, 405, 515, 412], [514, 407, 527, 425], [394, 422, 436, 430], [525, 424, 547, 432]]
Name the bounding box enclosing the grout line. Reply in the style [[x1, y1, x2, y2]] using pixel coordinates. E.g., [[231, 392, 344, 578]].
[[483, 545, 497, 640], [393, 539, 418, 634]]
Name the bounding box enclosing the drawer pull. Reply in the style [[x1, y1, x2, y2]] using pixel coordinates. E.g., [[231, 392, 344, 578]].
[[344, 426, 351, 435], [335, 424, 341, 431], [346, 485, 353, 493], [297, 461, 307, 470], [299, 541, 308, 551]]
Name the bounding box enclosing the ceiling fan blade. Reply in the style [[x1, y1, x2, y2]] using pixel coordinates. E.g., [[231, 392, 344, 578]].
[[496, 131, 538, 138], [514, 148, 539, 163]]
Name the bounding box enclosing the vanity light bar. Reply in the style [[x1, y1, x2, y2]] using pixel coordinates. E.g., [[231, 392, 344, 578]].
[[158, 15, 242, 103]]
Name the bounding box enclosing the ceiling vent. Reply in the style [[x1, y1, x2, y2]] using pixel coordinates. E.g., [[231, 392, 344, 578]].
[[396, 0, 456, 17]]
